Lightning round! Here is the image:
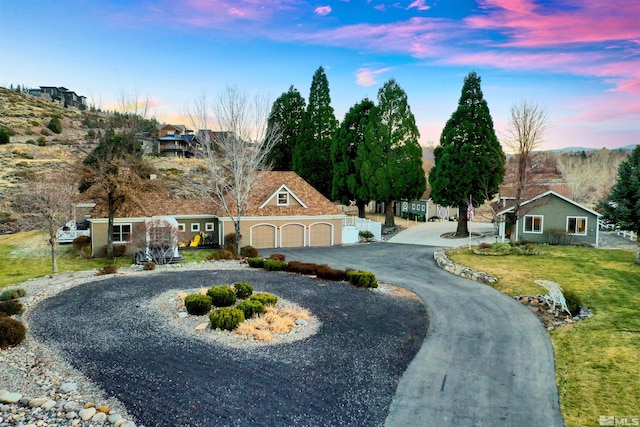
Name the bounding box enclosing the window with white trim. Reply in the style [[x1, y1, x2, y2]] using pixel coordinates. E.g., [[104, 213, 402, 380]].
[[567, 216, 587, 235], [277, 192, 289, 206], [178, 223, 185, 232], [412, 203, 416, 210], [523, 215, 543, 233], [112, 224, 132, 243], [191, 223, 200, 232], [205, 222, 215, 232]]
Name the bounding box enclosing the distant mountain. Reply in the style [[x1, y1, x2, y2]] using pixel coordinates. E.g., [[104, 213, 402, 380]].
[[548, 145, 637, 153]]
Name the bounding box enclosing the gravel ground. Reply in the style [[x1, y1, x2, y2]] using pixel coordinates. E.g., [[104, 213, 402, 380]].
[[24, 266, 427, 426]]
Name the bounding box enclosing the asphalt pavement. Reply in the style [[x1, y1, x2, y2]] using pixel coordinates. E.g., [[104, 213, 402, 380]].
[[263, 242, 565, 427]]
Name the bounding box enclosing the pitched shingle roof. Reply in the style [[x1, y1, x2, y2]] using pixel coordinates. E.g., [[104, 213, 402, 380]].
[[91, 171, 341, 218]]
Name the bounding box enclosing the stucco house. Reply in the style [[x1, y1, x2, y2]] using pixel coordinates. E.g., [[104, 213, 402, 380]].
[[88, 171, 345, 257], [495, 190, 601, 246]]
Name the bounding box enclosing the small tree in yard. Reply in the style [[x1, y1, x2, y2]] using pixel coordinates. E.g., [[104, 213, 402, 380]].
[[599, 145, 640, 263], [190, 86, 281, 255], [26, 171, 77, 273], [134, 217, 182, 265], [429, 72, 505, 237]]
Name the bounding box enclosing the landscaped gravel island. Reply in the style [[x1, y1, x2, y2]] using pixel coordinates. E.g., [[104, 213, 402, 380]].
[[2, 261, 428, 426]]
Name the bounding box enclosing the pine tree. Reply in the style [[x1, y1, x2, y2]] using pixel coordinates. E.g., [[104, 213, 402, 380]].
[[429, 71, 505, 236], [599, 145, 640, 263], [359, 79, 426, 227], [331, 98, 375, 218], [267, 85, 306, 171], [293, 66, 337, 198]]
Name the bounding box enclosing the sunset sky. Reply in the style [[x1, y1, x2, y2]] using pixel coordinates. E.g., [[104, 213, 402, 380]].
[[1, 0, 638, 150]]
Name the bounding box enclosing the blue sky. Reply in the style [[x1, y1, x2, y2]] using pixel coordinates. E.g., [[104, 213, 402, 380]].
[[1, 0, 638, 150]]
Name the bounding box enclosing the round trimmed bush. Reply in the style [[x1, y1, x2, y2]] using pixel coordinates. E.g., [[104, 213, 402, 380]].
[[143, 262, 156, 271], [209, 307, 245, 331], [0, 317, 26, 349], [246, 257, 265, 268], [263, 259, 287, 271], [250, 292, 278, 306], [207, 250, 234, 261], [207, 285, 237, 307], [233, 282, 253, 299], [0, 288, 27, 301], [184, 294, 213, 316], [0, 299, 24, 316], [240, 245, 259, 258], [235, 300, 264, 319], [347, 270, 378, 288]]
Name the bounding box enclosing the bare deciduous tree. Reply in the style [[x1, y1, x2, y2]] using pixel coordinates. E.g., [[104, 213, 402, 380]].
[[189, 86, 281, 254], [505, 100, 549, 220], [28, 171, 77, 273], [133, 217, 182, 265]]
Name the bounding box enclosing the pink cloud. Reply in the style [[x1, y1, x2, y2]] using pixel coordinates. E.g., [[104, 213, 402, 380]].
[[315, 6, 332, 16], [407, 0, 431, 11], [355, 67, 393, 86]]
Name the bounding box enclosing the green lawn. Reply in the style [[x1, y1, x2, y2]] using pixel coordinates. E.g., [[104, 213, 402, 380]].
[[448, 245, 640, 427]]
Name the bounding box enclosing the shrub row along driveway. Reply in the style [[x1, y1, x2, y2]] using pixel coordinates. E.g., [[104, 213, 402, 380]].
[[263, 243, 565, 427], [30, 269, 427, 426]]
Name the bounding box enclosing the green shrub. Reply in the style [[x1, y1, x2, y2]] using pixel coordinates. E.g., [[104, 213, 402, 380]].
[[563, 289, 582, 316], [0, 127, 10, 145], [240, 245, 259, 258], [184, 294, 213, 315], [0, 299, 24, 316], [316, 266, 348, 281], [246, 257, 265, 268], [97, 264, 118, 275], [47, 116, 62, 134], [270, 253, 286, 262], [250, 292, 278, 306], [235, 300, 265, 319], [0, 288, 27, 301], [0, 317, 26, 349], [143, 262, 156, 271], [207, 285, 237, 307], [347, 270, 378, 288], [359, 230, 374, 240], [209, 307, 245, 330], [263, 259, 287, 271], [207, 250, 234, 261], [233, 282, 253, 299]]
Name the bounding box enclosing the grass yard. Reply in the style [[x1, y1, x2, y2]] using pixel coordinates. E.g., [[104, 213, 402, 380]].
[[448, 245, 640, 427], [0, 231, 137, 289]]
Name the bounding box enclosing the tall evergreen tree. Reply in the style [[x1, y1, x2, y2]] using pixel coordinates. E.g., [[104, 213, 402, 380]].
[[293, 66, 337, 198], [331, 98, 375, 218], [429, 71, 505, 236], [359, 79, 426, 227], [599, 146, 640, 263], [267, 85, 306, 171]]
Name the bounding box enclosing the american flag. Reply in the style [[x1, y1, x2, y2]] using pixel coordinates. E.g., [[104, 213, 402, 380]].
[[467, 196, 473, 220]]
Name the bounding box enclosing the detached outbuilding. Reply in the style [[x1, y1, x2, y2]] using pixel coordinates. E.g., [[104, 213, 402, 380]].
[[495, 190, 601, 246]]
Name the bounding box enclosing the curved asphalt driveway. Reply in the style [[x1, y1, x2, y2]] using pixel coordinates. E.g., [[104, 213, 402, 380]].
[[264, 243, 564, 427]]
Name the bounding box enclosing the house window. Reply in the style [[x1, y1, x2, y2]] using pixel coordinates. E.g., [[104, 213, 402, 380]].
[[523, 215, 543, 234], [277, 192, 289, 206], [178, 223, 185, 232], [412, 203, 416, 210], [205, 222, 215, 232], [191, 223, 200, 232], [112, 224, 132, 243], [567, 217, 587, 235]]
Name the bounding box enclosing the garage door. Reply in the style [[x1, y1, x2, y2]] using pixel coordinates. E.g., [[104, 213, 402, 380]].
[[309, 223, 332, 246], [281, 224, 305, 248], [251, 225, 277, 249]]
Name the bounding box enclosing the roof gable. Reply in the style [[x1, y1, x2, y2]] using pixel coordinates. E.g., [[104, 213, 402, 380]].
[[496, 190, 601, 217], [260, 184, 307, 209]]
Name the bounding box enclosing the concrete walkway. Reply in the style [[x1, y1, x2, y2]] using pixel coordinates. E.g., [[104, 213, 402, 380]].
[[389, 220, 499, 247], [264, 244, 565, 427]]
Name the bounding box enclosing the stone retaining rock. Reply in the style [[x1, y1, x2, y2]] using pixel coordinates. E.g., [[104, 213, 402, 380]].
[[434, 249, 498, 284]]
